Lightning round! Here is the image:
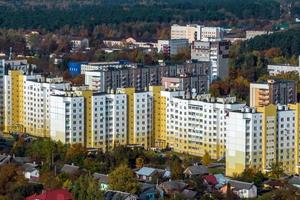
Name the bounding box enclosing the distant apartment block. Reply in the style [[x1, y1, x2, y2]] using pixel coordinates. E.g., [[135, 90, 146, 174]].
[[70, 37, 89, 50], [246, 30, 273, 40], [157, 39, 189, 56], [171, 24, 224, 43], [83, 62, 210, 94], [191, 40, 230, 81], [226, 104, 300, 176], [0, 60, 4, 133], [268, 57, 300, 76], [250, 79, 297, 107]]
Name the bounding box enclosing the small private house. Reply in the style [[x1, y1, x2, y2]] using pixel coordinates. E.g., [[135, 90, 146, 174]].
[[183, 165, 208, 178], [23, 163, 39, 180], [93, 173, 109, 191], [26, 189, 73, 200], [288, 176, 300, 189], [136, 167, 158, 182], [220, 180, 257, 199], [104, 190, 138, 200], [60, 164, 80, 175]]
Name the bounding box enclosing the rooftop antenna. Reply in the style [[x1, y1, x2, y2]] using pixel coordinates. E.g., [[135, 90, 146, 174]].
[[9, 47, 12, 60]]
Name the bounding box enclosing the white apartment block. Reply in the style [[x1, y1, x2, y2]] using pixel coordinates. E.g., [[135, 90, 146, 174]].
[[226, 105, 299, 177], [164, 93, 245, 159], [133, 92, 153, 148], [268, 58, 300, 77], [90, 93, 127, 150], [50, 91, 85, 144], [171, 24, 224, 43], [191, 40, 230, 81], [3, 71, 70, 137], [85, 71, 105, 92], [0, 60, 4, 133]]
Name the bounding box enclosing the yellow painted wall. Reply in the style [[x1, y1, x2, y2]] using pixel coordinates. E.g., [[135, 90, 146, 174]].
[[149, 86, 167, 148], [118, 88, 135, 144], [82, 90, 93, 148]]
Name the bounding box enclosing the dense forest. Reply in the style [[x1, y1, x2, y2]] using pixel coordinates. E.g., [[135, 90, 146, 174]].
[[0, 0, 281, 31]]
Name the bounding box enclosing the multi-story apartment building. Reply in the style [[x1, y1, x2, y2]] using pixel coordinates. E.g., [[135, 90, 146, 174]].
[[84, 62, 210, 93], [171, 24, 224, 43], [226, 104, 300, 177], [246, 30, 272, 40], [3, 71, 70, 137], [86, 91, 127, 150], [250, 79, 297, 107], [163, 93, 245, 159], [191, 40, 229, 81], [157, 39, 189, 56], [0, 60, 4, 133], [50, 90, 85, 145]]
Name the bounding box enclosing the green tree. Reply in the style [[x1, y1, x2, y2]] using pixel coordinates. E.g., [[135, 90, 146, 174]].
[[268, 162, 284, 179], [72, 175, 103, 200], [108, 164, 140, 194], [169, 155, 184, 179]]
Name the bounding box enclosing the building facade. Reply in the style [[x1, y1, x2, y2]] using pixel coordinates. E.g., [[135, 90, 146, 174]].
[[3, 71, 70, 137], [191, 40, 229, 81], [250, 79, 297, 107], [164, 93, 245, 159], [50, 91, 85, 145], [226, 104, 300, 177]]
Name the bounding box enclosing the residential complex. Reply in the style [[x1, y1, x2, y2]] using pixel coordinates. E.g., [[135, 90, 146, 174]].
[[157, 39, 189, 56], [268, 57, 300, 76], [191, 40, 230, 81], [171, 24, 224, 42], [164, 93, 245, 159], [250, 79, 297, 107], [83, 61, 210, 94], [3, 71, 70, 137], [245, 30, 273, 40], [226, 104, 300, 176]]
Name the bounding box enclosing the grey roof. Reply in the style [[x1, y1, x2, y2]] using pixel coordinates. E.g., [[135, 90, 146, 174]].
[[105, 190, 137, 200], [288, 176, 300, 185], [229, 180, 255, 190], [181, 189, 198, 199], [93, 173, 109, 184], [23, 163, 38, 172], [61, 164, 79, 174], [136, 167, 157, 176], [160, 181, 187, 192], [13, 156, 31, 164], [184, 165, 208, 175]]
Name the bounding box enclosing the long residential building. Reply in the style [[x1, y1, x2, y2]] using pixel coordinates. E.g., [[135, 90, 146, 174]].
[[226, 104, 300, 177], [83, 62, 210, 94], [3, 70, 70, 137], [171, 24, 224, 43], [163, 93, 245, 159]]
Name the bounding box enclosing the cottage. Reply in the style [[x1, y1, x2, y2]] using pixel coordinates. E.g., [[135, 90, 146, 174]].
[[136, 167, 158, 182], [23, 163, 39, 180], [184, 165, 208, 178], [288, 176, 300, 188], [181, 189, 199, 200], [263, 180, 284, 189], [220, 180, 257, 199], [104, 190, 138, 200], [26, 189, 73, 200], [139, 183, 158, 200], [159, 180, 188, 196], [60, 164, 79, 175], [93, 173, 109, 191], [214, 174, 229, 189]]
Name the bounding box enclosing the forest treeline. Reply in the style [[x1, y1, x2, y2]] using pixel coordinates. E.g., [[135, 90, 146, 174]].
[[0, 0, 280, 32]]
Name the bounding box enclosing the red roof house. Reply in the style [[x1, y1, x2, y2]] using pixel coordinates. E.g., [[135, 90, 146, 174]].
[[26, 189, 73, 200], [203, 175, 218, 186]]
